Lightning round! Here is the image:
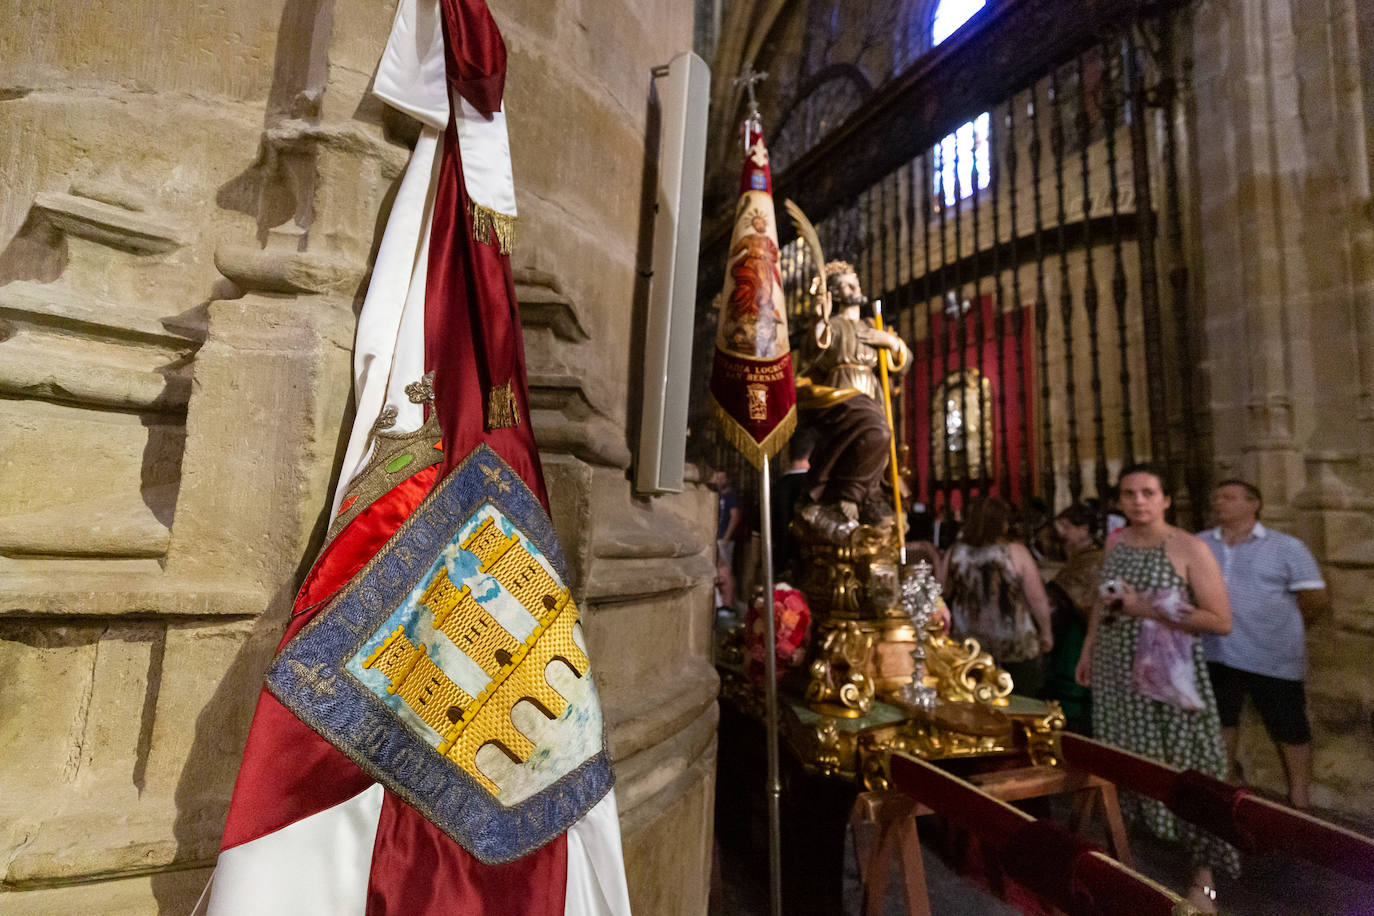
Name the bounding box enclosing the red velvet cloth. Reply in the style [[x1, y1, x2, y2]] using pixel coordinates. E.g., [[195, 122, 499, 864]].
[[1058, 733, 1176, 803], [1169, 768, 1252, 848], [1234, 796, 1374, 883], [999, 820, 1097, 907], [1061, 735, 1250, 843], [708, 351, 796, 452], [1061, 733, 1374, 883], [890, 753, 1179, 916], [1071, 852, 1181, 916], [889, 753, 1023, 838]]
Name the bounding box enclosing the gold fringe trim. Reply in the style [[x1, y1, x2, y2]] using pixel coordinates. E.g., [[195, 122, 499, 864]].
[[469, 200, 517, 255], [710, 398, 797, 470], [486, 380, 521, 430]]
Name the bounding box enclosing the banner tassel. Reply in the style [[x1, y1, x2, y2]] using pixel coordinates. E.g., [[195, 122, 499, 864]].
[[709, 398, 796, 470], [469, 200, 517, 255]]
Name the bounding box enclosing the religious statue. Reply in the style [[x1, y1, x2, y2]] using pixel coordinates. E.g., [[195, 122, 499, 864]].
[[728, 224, 1056, 758], [795, 260, 911, 539]]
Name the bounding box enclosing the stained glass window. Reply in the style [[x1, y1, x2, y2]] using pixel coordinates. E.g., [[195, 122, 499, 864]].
[[932, 0, 990, 206]]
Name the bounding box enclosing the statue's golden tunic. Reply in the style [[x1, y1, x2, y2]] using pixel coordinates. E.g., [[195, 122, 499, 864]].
[[806, 313, 909, 402]]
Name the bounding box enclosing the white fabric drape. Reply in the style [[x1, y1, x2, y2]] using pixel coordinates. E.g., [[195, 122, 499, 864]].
[[372, 0, 516, 215], [200, 784, 386, 916], [564, 788, 634, 916], [329, 127, 440, 517]]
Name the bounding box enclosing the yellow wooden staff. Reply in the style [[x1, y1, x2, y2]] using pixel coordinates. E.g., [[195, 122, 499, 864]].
[[872, 300, 905, 564]]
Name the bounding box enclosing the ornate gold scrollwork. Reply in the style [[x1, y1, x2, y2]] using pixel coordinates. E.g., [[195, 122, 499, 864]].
[[805, 620, 876, 717], [828, 562, 865, 616], [900, 723, 990, 761], [858, 736, 890, 792], [922, 632, 1015, 705], [814, 717, 842, 777], [797, 515, 898, 618], [777, 494, 1061, 782], [1021, 700, 1067, 767]]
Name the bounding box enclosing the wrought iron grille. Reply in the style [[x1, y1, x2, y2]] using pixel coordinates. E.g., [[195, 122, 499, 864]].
[[697, 0, 1208, 530]]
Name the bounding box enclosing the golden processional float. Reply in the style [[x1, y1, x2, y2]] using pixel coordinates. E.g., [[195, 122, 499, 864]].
[[706, 84, 1063, 916], [710, 204, 1374, 916], [715, 198, 1063, 797], [718, 524, 1065, 786]]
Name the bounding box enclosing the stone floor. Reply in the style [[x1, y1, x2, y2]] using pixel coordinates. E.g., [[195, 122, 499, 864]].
[[709, 790, 1374, 915]]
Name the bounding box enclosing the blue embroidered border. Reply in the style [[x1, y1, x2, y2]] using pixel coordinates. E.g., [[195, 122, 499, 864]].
[[265, 444, 614, 865]]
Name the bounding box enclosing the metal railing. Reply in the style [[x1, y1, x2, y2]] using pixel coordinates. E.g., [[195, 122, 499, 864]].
[[697, 0, 1207, 527]]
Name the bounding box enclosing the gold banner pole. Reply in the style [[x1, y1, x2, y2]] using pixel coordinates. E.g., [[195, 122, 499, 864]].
[[872, 299, 906, 565]]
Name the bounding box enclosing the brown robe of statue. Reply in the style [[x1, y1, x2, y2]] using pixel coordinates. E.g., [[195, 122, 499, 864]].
[[799, 314, 910, 510]]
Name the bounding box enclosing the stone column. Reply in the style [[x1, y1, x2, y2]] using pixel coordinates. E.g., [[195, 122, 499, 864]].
[[1189, 0, 1374, 823], [0, 2, 362, 911], [495, 5, 718, 909], [1, 1, 716, 912]]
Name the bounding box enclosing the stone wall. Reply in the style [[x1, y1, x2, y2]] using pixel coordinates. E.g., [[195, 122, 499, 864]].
[[1187, 0, 1374, 823], [0, 1, 716, 912]]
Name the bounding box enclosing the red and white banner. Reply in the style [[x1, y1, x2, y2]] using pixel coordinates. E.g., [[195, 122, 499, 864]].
[[198, 2, 631, 913], [707, 118, 797, 467]]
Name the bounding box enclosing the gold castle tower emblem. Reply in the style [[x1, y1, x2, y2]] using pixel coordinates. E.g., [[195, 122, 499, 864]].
[[362, 516, 589, 793]]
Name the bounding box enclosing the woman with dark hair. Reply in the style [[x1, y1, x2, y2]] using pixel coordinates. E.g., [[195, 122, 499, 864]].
[[944, 497, 1054, 694], [1042, 502, 1101, 735], [1075, 463, 1238, 912]]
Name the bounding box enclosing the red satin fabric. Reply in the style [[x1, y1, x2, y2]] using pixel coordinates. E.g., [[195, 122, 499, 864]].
[[423, 92, 548, 510], [221, 3, 568, 908], [220, 689, 373, 849], [438, 0, 506, 114], [365, 1, 564, 909], [294, 467, 441, 618], [221, 468, 568, 913], [220, 471, 436, 850], [367, 793, 567, 916]]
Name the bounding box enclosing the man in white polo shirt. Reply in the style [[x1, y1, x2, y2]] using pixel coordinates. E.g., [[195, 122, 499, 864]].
[[1202, 479, 1330, 810]]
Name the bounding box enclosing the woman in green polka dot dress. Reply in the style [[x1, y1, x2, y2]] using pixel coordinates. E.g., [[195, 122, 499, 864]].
[[1075, 464, 1239, 913]]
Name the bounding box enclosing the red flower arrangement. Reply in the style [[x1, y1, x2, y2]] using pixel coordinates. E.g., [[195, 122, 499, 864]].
[[745, 584, 812, 683]]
